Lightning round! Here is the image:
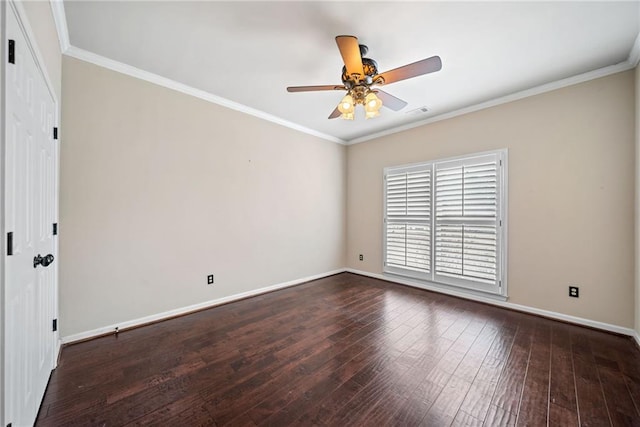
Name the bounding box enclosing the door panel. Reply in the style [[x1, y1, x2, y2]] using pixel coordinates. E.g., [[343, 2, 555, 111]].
[[4, 5, 58, 426]]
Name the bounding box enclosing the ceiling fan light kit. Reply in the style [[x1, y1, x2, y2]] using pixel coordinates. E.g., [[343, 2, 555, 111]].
[[364, 92, 383, 119], [286, 35, 442, 121], [338, 86, 383, 120], [338, 93, 355, 120]]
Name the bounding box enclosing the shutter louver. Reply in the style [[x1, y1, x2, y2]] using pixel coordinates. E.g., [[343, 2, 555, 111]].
[[383, 150, 504, 296], [435, 224, 497, 284], [386, 174, 407, 216], [435, 157, 499, 286], [463, 162, 497, 218], [384, 169, 430, 274]]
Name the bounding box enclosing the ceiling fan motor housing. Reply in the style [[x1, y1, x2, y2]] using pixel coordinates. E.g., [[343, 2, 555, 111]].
[[341, 56, 379, 85]]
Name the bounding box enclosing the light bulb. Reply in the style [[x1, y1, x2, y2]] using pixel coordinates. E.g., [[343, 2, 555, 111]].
[[340, 111, 354, 120], [364, 92, 382, 116], [338, 94, 355, 115]]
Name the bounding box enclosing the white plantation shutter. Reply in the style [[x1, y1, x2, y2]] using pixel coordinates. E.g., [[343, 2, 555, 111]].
[[384, 168, 431, 277], [434, 154, 501, 290], [383, 150, 506, 296]]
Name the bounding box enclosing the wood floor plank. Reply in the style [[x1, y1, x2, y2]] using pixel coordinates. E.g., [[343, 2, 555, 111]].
[[452, 410, 484, 426], [548, 402, 579, 427], [515, 322, 551, 426], [122, 394, 214, 426], [549, 325, 578, 420], [423, 374, 473, 422], [458, 322, 513, 422], [484, 404, 517, 426], [489, 330, 532, 415], [572, 332, 613, 426], [597, 366, 640, 426], [35, 273, 640, 427]]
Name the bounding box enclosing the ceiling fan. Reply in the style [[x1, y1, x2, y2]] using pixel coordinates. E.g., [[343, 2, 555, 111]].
[[287, 35, 442, 120]]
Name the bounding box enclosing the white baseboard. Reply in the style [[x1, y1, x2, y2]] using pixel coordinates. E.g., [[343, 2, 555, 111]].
[[62, 268, 637, 345], [346, 268, 637, 338], [61, 268, 346, 344], [55, 339, 62, 366]]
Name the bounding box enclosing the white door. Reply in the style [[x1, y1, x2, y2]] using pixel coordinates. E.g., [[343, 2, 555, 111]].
[[4, 4, 58, 426]]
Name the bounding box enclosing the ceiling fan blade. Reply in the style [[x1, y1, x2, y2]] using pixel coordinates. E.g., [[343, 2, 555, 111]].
[[376, 56, 442, 85], [336, 35, 364, 77], [328, 106, 341, 119], [374, 89, 408, 111], [287, 85, 346, 93]]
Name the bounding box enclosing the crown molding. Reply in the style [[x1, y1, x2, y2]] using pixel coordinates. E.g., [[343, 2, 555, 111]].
[[348, 60, 635, 145], [49, 2, 346, 145], [628, 32, 640, 67], [50, 0, 70, 54], [61, 47, 633, 147], [49, 2, 343, 144], [349, 30, 640, 145], [64, 46, 346, 145], [51, 0, 640, 146]]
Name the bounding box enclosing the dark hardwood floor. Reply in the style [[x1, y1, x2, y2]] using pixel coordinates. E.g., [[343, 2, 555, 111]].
[[36, 273, 640, 426]]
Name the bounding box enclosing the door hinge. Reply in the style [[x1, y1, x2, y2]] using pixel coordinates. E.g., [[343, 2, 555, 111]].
[[53, 223, 58, 235], [53, 127, 58, 140], [499, 220, 502, 226], [7, 232, 13, 256], [52, 319, 57, 332], [499, 280, 502, 288], [499, 159, 502, 166], [8, 39, 15, 64]]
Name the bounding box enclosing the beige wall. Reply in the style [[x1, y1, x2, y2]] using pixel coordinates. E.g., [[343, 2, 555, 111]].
[[60, 57, 346, 337], [347, 71, 635, 328]]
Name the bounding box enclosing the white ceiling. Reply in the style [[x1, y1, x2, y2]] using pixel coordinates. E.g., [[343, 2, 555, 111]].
[[62, 1, 640, 143]]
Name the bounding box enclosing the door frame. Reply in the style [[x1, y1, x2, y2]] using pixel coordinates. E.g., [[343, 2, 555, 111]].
[[1, 0, 61, 424]]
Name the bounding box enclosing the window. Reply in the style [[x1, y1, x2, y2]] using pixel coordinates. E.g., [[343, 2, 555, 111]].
[[383, 150, 507, 297]]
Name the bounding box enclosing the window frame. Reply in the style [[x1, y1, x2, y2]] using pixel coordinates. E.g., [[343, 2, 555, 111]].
[[383, 163, 432, 281], [382, 149, 508, 298]]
